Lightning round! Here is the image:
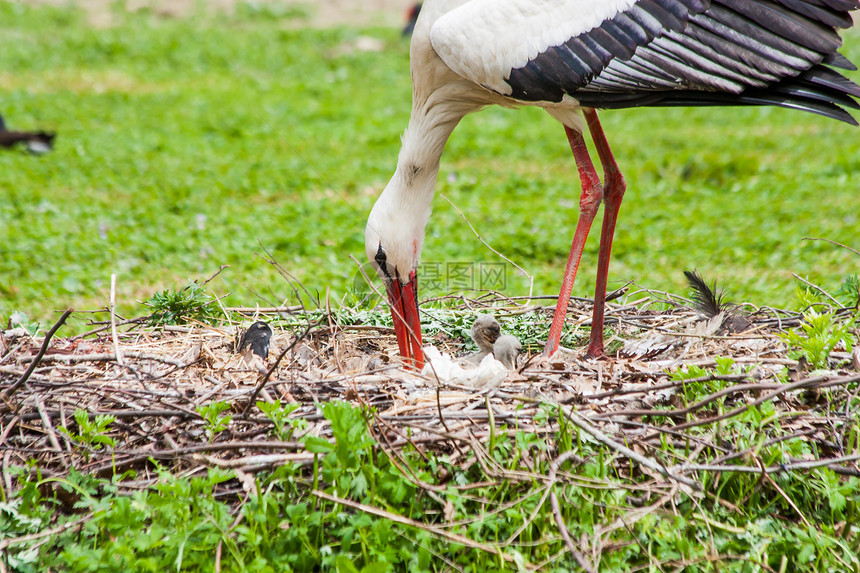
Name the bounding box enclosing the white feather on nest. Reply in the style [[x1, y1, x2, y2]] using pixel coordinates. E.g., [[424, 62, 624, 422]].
[[420, 347, 509, 388]]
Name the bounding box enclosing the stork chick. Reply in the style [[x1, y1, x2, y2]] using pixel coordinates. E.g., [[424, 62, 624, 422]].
[[493, 335, 522, 369], [471, 314, 501, 356]]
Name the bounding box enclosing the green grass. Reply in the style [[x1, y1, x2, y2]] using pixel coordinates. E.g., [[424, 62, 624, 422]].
[[1, 2, 859, 334]]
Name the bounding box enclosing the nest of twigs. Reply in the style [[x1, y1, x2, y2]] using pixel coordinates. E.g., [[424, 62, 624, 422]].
[[2, 288, 858, 501]]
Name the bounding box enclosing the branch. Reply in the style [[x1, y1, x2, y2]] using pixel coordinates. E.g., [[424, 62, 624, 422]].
[[312, 490, 519, 564], [548, 451, 596, 573], [2, 309, 73, 402], [561, 406, 702, 491]]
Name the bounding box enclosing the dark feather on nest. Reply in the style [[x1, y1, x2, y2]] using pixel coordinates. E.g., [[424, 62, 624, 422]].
[[237, 321, 273, 360], [684, 270, 753, 333], [684, 270, 726, 318]]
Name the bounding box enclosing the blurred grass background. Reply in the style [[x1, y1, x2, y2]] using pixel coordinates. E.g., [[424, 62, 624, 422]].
[[1, 1, 858, 332]]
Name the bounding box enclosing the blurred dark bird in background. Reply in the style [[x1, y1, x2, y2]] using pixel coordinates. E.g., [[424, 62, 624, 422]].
[[402, 3, 421, 36], [238, 321, 274, 361], [0, 114, 55, 154]]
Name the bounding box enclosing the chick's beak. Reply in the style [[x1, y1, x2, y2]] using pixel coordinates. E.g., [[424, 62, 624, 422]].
[[385, 269, 424, 369]]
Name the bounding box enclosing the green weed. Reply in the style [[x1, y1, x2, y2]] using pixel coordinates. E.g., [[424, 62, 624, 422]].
[[58, 409, 117, 459], [143, 282, 221, 326], [780, 307, 855, 370], [196, 401, 233, 442], [257, 400, 306, 441]]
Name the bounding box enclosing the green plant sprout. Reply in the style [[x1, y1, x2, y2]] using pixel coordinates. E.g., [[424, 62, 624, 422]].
[[780, 307, 855, 370], [58, 409, 117, 460], [257, 400, 307, 441], [197, 401, 233, 442], [143, 282, 220, 326]]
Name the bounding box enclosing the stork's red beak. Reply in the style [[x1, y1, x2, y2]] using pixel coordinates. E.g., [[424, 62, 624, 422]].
[[385, 270, 424, 369]]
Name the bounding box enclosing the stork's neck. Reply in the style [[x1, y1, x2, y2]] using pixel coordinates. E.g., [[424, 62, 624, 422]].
[[388, 81, 484, 216], [366, 79, 487, 275]]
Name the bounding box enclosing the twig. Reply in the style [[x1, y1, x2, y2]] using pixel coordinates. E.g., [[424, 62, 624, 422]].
[[673, 453, 860, 475], [757, 458, 813, 529], [802, 237, 860, 258], [440, 194, 534, 302], [223, 306, 303, 314], [0, 512, 93, 550], [312, 490, 519, 564], [110, 274, 124, 366], [791, 273, 842, 307], [548, 451, 596, 573], [561, 406, 702, 490], [200, 264, 229, 287], [2, 308, 73, 402], [19, 351, 195, 367], [593, 382, 790, 420], [35, 396, 67, 469]]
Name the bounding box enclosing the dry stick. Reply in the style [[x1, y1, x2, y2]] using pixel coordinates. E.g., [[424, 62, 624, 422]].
[[440, 194, 535, 302], [241, 318, 322, 416], [561, 407, 702, 491], [68, 316, 147, 342], [110, 274, 124, 366], [0, 512, 94, 551], [34, 396, 67, 469], [548, 451, 597, 573], [312, 490, 518, 564], [757, 458, 814, 529], [0, 413, 21, 447], [0, 339, 28, 367], [587, 374, 749, 401], [656, 373, 860, 437], [592, 382, 790, 420], [611, 419, 728, 453], [711, 429, 817, 466], [674, 453, 860, 475], [20, 351, 191, 367], [802, 237, 860, 258], [2, 309, 73, 402], [224, 306, 303, 314], [791, 273, 842, 307], [80, 441, 306, 477], [2, 451, 13, 494], [0, 408, 198, 426]]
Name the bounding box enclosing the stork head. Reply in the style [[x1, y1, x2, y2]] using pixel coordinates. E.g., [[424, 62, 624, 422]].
[[365, 175, 431, 369]]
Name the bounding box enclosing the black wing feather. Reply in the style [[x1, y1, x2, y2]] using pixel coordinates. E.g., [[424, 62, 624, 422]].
[[505, 0, 859, 124], [684, 270, 726, 318]]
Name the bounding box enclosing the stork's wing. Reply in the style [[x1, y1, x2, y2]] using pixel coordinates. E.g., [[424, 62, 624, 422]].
[[430, 0, 860, 123]]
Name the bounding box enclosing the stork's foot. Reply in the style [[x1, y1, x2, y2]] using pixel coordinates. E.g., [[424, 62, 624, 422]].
[[584, 344, 604, 359], [542, 339, 605, 360], [585, 328, 605, 358]]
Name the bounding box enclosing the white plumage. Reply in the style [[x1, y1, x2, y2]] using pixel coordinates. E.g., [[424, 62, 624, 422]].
[[431, 0, 640, 94]]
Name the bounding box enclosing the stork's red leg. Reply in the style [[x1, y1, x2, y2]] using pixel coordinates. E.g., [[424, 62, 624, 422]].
[[583, 109, 626, 357], [544, 125, 603, 356]]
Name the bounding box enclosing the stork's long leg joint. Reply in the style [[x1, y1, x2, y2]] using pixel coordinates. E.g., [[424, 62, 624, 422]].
[[584, 109, 627, 358], [544, 125, 604, 357], [544, 110, 627, 359]]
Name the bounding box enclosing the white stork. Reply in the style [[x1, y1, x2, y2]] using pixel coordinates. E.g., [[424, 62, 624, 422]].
[[366, 0, 860, 369]]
